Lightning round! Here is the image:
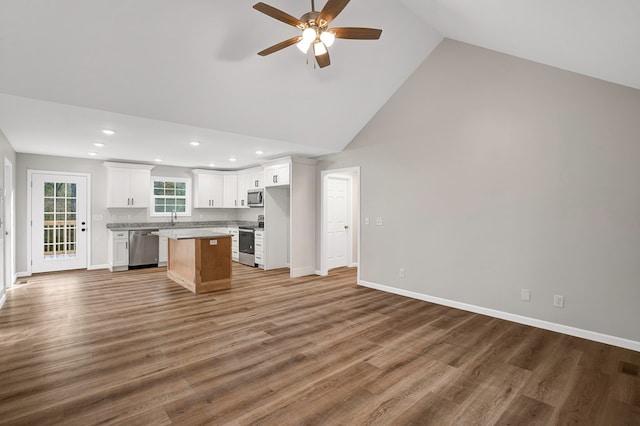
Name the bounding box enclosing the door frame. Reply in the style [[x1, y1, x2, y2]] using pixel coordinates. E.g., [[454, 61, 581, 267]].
[[320, 167, 360, 277], [27, 170, 92, 276], [4, 157, 14, 290]]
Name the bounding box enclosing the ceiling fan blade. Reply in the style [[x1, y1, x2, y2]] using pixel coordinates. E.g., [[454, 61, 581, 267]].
[[318, 0, 350, 26], [330, 27, 382, 40], [316, 51, 331, 68], [253, 2, 305, 28], [257, 36, 303, 56]]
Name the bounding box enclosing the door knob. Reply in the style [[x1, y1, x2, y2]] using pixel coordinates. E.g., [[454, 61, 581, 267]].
[[344, 225, 349, 229]]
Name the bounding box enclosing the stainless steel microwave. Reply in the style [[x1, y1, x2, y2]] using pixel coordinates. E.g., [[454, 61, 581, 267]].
[[247, 188, 264, 207]]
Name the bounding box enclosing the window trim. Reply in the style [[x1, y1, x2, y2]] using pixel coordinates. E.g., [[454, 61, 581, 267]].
[[150, 176, 192, 217]]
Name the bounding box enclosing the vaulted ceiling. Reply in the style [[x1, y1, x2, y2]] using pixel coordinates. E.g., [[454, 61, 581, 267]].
[[0, 0, 638, 168]]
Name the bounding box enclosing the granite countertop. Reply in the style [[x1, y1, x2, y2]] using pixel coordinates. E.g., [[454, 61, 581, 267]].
[[106, 220, 258, 231], [154, 229, 233, 240]]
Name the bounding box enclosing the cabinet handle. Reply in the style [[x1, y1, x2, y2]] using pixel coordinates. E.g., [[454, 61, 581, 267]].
[[235, 200, 237, 206], [255, 180, 258, 187], [131, 198, 134, 206], [273, 175, 277, 184], [125, 241, 128, 249]]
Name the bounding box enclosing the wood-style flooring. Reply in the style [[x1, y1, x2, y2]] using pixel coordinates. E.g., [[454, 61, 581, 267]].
[[0, 265, 638, 425]]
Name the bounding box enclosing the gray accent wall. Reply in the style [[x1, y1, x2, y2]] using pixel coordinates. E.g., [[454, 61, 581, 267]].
[[317, 39, 640, 343]]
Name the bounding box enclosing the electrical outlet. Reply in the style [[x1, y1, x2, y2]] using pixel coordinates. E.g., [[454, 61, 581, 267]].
[[521, 289, 530, 302], [364, 217, 369, 225], [553, 294, 564, 308], [399, 268, 405, 278], [376, 216, 383, 226]]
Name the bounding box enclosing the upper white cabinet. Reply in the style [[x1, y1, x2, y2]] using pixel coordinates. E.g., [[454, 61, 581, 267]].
[[246, 167, 264, 189], [104, 162, 154, 208], [237, 172, 249, 208], [192, 170, 224, 208], [264, 163, 290, 187], [223, 174, 239, 208]]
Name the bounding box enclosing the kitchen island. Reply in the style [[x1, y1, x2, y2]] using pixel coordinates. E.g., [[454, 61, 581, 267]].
[[156, 229, 232, 294]]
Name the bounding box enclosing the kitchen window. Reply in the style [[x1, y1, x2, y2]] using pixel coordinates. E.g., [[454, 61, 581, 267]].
[[151, 177, 191, 216]]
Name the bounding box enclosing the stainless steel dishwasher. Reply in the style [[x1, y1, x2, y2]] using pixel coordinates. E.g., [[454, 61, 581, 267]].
[[129, 230, 159, 268]]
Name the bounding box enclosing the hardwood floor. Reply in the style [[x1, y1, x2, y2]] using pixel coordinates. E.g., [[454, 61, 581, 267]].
[[0, 265, 638, 425]]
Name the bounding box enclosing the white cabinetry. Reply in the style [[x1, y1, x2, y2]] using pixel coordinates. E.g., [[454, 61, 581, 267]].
[[246, 167, 264, 189], [104, 162, 154, 208], [108, 230, 129, 272], [237, 173, 249, 208], [223, 174, 239, 208], [230, 227, 239, 262], [192, 170, 224, 208], [254, 230, 264, 268], [158, 235, 168, 266], [264, 163, 290, 187]]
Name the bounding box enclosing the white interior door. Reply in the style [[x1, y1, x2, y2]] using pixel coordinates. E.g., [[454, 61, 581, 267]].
[[31, 173, 88, 273], [327, 176, 349, 270]]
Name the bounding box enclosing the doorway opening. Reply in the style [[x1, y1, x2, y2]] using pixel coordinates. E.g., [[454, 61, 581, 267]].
[[3, 158, 14, 292], [321, 167, 360, 278]]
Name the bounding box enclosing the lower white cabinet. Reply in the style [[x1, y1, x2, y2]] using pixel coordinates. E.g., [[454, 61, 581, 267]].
[[108, 230, 129, 272], [158, 236, 168, 266], [254, 230, 264, 268], [230, 227, 239, 262]]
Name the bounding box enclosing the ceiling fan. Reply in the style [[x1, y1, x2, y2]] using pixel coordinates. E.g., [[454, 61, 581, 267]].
[[253, 0, 382, 68]]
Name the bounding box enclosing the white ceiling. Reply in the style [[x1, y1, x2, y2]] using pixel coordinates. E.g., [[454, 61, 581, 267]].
[[0, 0, 638, 169]]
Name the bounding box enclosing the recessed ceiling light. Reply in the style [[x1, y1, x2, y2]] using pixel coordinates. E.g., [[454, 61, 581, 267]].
[[93, 142, 104, 147], [88, 152, 97, 156], [209, 163, 216, 167], [256, 150, 264, 155], [154, 158, 162, 162], [229, 158, 237, 162], [101, 129, 116, 135]]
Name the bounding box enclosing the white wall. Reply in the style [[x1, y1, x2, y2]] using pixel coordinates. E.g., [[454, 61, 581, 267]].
[[317, 39, 640, 345], [15, 154, 264, 273]]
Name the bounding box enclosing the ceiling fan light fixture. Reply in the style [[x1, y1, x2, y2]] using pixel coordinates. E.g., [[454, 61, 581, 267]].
[[302, 27, 316, 42], [320, 30, 335, 47], [313, 41, 327, 56], [296, 38, 312, 53]]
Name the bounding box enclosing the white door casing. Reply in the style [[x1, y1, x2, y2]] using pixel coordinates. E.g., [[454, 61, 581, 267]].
[[30, 172, 89, 273], [4, 158, 14, 290]]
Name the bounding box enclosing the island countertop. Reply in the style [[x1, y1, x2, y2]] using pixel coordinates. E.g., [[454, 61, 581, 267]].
[[154, 229, 233, 240]]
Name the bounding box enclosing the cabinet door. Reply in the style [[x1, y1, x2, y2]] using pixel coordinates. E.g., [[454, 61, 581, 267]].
[[265, 164, 290, 187], [113, 238, 129, 267], [158, 236, 168, 265], [223, 174, 238, 208], [107, 168, 133, 207], [252, 170, 263, 188], [194, 173, 224, 208], [130, 169, 151, 208], [193, 173, 211, 208], [209, 174, 224, 207], [237, 174, 248, 208]]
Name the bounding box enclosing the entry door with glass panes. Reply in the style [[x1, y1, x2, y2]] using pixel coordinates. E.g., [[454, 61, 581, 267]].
[[31, 173, 88, 273]]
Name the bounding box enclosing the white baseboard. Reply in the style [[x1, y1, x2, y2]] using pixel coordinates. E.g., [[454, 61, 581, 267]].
[[88, 264, 109, 271], [290, 266, 316, 277], [358, 279, 640, 353], [315, 269, 328, 276], [0, 293, 5, 309], [16, 271, 30, 278], [348, 262, 359, 268]]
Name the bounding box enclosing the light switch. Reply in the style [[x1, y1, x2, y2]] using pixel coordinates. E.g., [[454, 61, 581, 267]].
[[376, 217, 383, 226], [364, 217, 370, 225]]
